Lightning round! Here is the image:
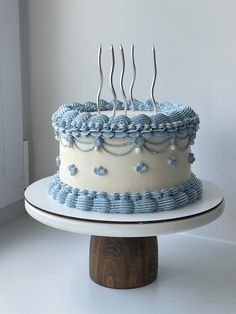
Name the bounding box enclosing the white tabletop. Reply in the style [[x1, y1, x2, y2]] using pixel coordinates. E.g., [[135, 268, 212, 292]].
[[25, 177, 224, 237], [1, 215, 235, 314]]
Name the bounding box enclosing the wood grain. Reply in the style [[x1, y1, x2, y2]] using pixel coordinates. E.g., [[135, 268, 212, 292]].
[[89, 236, 158, 289]]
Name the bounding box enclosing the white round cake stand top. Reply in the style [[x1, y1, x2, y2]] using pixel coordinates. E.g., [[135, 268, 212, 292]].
[[24, 177, 224, 237]]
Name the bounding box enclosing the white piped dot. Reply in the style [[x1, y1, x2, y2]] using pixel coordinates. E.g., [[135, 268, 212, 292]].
[[170, 144, 176, 151], [94, 146, 100, 152], [135, 147, 141, 154]]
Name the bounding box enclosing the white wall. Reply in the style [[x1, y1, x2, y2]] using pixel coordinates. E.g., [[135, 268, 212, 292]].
[[0, 0, 25, 222], [26, 0, 236, 242]]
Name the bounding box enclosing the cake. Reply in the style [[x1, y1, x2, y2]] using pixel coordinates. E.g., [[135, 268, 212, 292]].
[[48, 99, 202, 213]]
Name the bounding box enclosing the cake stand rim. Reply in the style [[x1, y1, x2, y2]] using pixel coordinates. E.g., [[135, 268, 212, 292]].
[[24, 198, 224, 236], [24, 177, 224, 222], [24, 177, 224, 236]]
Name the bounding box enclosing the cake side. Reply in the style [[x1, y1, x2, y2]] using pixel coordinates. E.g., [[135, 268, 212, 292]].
[[59, 135, 191, 192]]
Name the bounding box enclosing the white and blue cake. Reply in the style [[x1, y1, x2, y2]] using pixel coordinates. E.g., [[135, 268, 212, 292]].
[[48, 99, 202, 213]]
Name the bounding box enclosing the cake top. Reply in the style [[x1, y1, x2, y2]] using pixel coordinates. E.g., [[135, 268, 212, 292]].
[[52, 99, 199, 140]]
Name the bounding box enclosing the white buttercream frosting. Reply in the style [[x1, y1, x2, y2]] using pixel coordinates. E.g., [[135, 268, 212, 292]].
[[59, 135, 191, 193]]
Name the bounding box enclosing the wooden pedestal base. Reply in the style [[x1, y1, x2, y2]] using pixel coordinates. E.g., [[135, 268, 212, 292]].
[[89, 236, 158, 289]]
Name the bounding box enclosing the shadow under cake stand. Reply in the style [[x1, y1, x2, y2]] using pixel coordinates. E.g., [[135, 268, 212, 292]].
[[24, 177, 224, 289]]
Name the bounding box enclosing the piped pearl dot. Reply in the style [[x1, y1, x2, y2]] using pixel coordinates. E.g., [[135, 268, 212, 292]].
[[135, 147, 141, 154], [94, 146, 100, 152], [170, 144, 176, 151], [55, 135, 59, 141]]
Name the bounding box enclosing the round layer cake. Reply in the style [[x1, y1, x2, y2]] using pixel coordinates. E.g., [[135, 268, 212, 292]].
[[48, 99, 202, 213]]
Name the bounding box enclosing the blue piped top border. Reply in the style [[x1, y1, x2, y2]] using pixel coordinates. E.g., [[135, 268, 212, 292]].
[[52, 99, 200, 139]]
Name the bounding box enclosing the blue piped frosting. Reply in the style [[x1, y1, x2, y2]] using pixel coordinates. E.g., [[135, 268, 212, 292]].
[[135, 162, 148, 173], [68, 164, 78, 176], [65, 189, 79, 207], [92, 192, 109, 213], [133, 136, 145, 147], [52, 99, 200, 141], [48, 173, 202, 213], [93, 137, 104, 147], [93, 166, 107, 176], [76, 191, 94, 211], [156, 193, 176, 211], [168, 155, 179, 167], [188, 152, 196, 164]]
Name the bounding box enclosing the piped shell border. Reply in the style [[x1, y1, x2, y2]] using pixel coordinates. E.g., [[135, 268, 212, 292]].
[[52, 99, 200, 140], [48, 173, 202, 214]]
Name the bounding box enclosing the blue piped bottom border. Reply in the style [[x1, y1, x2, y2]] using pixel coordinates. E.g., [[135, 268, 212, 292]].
[[48, 173, 202, 214]]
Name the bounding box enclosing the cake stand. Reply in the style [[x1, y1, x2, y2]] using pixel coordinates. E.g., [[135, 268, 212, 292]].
[[24, 177, 224, 289]]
